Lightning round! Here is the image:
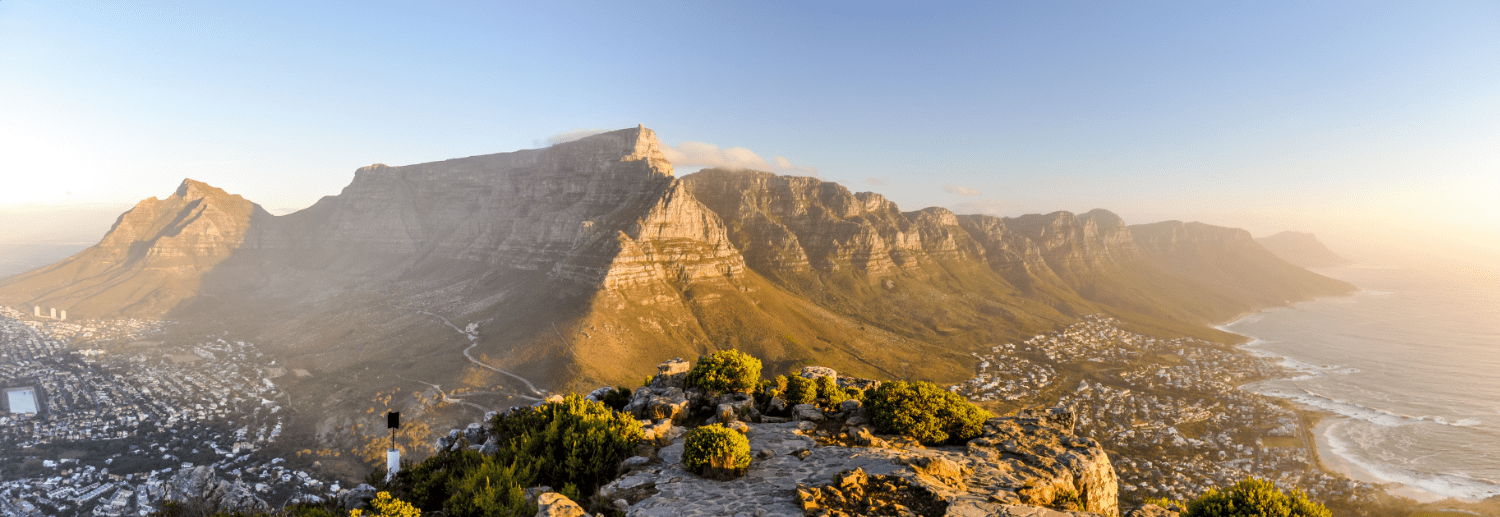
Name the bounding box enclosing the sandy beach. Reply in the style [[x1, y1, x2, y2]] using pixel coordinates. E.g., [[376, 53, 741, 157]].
[[1312, 417, 1444, 503]]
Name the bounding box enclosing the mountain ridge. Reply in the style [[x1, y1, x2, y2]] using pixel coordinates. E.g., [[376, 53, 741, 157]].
[[0, 127, 1356, 454]]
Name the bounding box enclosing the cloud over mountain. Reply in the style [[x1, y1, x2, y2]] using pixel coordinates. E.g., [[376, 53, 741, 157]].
[[662, 141, 818, 177], [944, 183, 982, 196]]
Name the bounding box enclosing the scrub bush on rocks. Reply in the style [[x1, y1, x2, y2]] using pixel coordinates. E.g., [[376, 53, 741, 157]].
[[783, 374, 817, 405], [685, 349, 763, 393], [865, 381, 993, 445], [816, 375, 849, 409], [492, 394, 644, 496], [1184, 478, 1330, 517], [682, 424, 752, 480]]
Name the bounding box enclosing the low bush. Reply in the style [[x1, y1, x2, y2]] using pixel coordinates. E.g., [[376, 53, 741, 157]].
[[1183, 478, 1330, 517], [682, 424, 752, 480], [442, 456, 535, 517], [599, 386, 633, 411], [865, 381, 993, 445], [782, 375, 817, 405], [352, 492, 423, 517], [383, 394, 641, 517], [492, 394, 644, 496], [816, 375, 848, 409], [684, 349, 763, 393]]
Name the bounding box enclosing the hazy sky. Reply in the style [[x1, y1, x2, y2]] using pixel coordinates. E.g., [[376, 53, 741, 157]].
[[3, 2, 1497, 251]]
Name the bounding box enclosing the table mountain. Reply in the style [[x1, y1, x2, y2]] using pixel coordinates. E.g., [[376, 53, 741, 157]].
[[0, 126, 1354, 446]]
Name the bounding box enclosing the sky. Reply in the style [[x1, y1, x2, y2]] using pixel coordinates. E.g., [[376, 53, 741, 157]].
[[2, 1, 1498, 262]]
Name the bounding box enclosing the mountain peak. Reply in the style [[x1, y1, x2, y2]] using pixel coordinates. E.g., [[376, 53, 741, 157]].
[[174, 178, 228, 200]]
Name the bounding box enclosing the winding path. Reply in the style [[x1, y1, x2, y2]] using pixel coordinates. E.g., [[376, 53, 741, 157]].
[[418, 311, 544, 400], [396, 374, 493, 412]]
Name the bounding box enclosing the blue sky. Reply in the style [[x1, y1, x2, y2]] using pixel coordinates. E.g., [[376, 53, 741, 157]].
[[3, 1, 1498, 251]]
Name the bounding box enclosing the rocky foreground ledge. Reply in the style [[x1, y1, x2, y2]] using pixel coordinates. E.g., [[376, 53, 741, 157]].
[[422, 360, 1128, 517]]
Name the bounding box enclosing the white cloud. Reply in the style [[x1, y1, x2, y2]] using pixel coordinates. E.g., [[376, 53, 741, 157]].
[[662, 141, 819, 177], [943, 183, 982, 197], [540, 129, 611, 146], [950, 199, 1006, 216], [865, 177, 890, 186]]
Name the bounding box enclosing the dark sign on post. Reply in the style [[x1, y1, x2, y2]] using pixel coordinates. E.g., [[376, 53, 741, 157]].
[[388, 411, 400, 429]]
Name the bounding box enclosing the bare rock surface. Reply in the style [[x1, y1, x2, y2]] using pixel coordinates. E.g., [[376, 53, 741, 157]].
[[164, 465, 270, 513], [611, 406, 1119, 517], [535, 492, 589, 517]]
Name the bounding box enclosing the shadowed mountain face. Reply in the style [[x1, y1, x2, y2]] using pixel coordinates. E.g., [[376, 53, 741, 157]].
[[1255, 231, 1351, 269], [0, 127, 1356, 441]]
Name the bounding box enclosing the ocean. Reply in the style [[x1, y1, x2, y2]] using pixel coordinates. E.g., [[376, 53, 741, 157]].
[[1223, 263, 1500, 501]]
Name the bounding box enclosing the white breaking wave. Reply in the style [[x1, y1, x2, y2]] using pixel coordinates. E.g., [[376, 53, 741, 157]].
[[1324, 422, 1500, 501]]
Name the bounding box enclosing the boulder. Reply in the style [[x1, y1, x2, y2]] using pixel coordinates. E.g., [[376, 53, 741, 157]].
[[845, 426, 887, 448], [839, 398, 863, 412], [480, 436, 500, 456], [716, 403, 737, 424], [585, 386, 616, 402], [906, 456, 969, 491], [799, 366, 838, 380], [463, 422, 486, 444], [649, 358, 691, 390], [793, 403, 824, 422], [535, 492, 587, 517], [336, 483, 378, 512]]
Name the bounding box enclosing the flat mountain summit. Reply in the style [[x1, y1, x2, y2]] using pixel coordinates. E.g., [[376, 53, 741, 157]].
[[0, 126, 1354, 448]]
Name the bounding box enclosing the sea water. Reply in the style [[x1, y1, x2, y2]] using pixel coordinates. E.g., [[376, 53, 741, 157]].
[[1223, 264, 1500, 501]]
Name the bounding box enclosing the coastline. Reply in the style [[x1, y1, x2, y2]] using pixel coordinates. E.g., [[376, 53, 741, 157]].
[[1212, 298, 1434, 502], [1310, 418, 1444, 503]]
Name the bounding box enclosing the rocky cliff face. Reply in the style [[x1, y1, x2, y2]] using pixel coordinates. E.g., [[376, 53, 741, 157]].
[[684, 169, 988, 276], [266, 126, 742, 287]]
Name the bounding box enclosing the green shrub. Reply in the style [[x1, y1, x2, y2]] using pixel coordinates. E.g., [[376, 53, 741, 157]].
[[682, 424, 752, 480], [816, 376, 848, 409], [865, 381, 993, 445], [1052, 489, 1082, 511], [391, 395, 643, 516], [599, 386, 633, 411], [684, 349, 763, 393], [783, 375, 817, 405], [844, 387, 866, 403], [398, 450, 487, 512], [1183, 478, 1330, 517], [444, 455, 535, 517], [493, 394, 644, 496]]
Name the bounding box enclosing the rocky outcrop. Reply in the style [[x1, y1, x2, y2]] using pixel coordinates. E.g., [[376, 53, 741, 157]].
[[797, 467, 950, 517], [592, 361, 1120, 517], [607, 416, 1116, 517], [162, 466, 270, 513], [967, 408, 1118, 515]]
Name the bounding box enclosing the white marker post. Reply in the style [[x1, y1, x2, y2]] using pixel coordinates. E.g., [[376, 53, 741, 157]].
[[386, 411, 401, 481]]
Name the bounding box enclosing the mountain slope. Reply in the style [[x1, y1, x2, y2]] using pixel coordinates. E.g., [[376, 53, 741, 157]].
[[1255, 231, 1351, 268]]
